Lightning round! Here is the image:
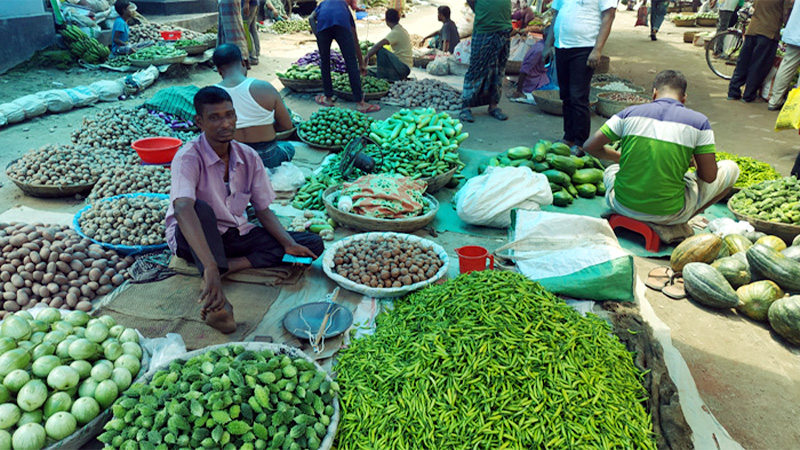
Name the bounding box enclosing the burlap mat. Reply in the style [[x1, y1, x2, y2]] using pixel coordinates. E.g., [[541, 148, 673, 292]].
[[96, 274, 279, 350], [168, 256, 305, 286]]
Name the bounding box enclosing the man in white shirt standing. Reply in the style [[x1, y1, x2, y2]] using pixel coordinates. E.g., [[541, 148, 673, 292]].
[[543, 0, 616, 150], [768, 2, 800, 110]]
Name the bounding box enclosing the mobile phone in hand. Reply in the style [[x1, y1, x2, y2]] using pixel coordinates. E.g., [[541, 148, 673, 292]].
[[282, 254, 313, 265]]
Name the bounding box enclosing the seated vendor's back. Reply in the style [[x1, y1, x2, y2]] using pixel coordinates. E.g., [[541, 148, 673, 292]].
[[602, 98, 715, 216], [386, 23, 413, 66], [216, 77, 281, 144]]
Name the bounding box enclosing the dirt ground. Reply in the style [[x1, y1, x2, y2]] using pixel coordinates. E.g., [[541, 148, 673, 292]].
[[1, 2, 800, 449]]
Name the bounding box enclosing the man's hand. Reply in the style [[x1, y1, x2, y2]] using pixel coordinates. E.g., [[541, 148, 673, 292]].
[[587, 48, 602, 68], [542, 46, 554, 65], [359, 62, 368, 76], [199, 266, 227, 319], [284, 243, 317, 259]]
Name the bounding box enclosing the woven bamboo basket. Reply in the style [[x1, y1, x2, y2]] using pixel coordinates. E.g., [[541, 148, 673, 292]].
[[323, 185, 439, 232], [728, 198, 800, 244], [673, 18, 697, 27], [175, 43, 207, 55], [275, 126, 297, 141], [595, 92, 650, 118], [697, 17, 718, 26], [532, 90, 563, 116], [297, 128, 344, 151], [422, 167, 457, 193], [279, 77, 324, 93]]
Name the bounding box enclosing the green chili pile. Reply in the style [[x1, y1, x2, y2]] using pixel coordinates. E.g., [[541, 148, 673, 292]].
[[334, 271, 657, 450], [690, 151, 782, 189]]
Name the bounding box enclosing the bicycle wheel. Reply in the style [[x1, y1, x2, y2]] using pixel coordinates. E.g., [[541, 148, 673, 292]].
[[706, 31, 743, 80]]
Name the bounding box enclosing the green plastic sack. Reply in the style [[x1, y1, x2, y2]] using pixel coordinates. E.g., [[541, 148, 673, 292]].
[[144, 85, 200, 120]]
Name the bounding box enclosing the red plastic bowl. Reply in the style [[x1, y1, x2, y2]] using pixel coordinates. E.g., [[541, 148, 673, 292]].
[[132, 137, 182, 164]]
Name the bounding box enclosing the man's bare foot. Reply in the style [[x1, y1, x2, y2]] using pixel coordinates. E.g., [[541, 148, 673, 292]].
[[205, 302, 236, 334]]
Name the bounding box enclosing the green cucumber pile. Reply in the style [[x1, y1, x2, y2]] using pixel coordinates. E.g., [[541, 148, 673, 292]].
[[298, 108, 372, 149], [480, 140, 606, 207], [332, 74, 389, 94], [276, 65, 322, 81], [129, 46, 186, 61], [729, 177, 800, 224], [172, 39, 204, 49], [98, 345, 338, 450], [335, 271, 657, 450], [0, 310, 143, 450]]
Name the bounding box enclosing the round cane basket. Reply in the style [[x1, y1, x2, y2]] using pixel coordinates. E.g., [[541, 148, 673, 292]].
[[129, 53, 187, 67], [728, 198, 800, 244], [505, 60, 522, 75], [421, 167, 457, 193], [279, 77, 324, 93], [595, 92, 650, 118], [275, 126, 297, 141], [6, 160, 96, 198], [297, 128, 345, 151], [333, 89, 389, 101], [673, 18, 697, 27], [591, 80, 646, 99], [532, 90, 563, 116], [323, 185, 439, 232], [175, 43, 207, 55], [697, 17, 718, 26]]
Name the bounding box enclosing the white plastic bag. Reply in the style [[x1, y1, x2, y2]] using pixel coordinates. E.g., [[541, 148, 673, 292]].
[[708, 217, 755, 237], [426, 53, 450, 76], [130, 66, 159, 90], [0, 103, 25, 123], [453, 38, 472, 65], [89, 79, 125, 102], [0, 112, 6, 128], [454, 166, 553, 228], [456, 5, 474, 38], [12, 94, 47, 119], [139, 333, 187, 377], [40, 90, 75, 113], [269, 161, 306, 191], [509, 36, 535, 62], [64, 86, 99, 107]]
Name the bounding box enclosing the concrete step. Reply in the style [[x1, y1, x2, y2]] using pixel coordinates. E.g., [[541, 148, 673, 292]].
[[146, 12, 219, 33], [134, 0, 217, 15]]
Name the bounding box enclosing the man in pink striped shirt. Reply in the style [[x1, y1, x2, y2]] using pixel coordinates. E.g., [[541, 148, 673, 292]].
[[165, 86, 322, 334]]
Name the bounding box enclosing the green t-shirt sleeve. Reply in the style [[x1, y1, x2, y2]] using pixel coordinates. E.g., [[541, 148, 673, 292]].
[[600, 122, 621, 142], [694, 144, 716, 154]]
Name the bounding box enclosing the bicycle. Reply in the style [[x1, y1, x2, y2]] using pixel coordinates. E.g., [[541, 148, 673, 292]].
[[705, 5, 752, 80]]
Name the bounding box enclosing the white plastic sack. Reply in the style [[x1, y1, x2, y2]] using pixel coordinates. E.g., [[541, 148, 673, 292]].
[[40, 89, 75, 113], [708, 217, 754, 237], [130, 66, 159, 90], [89, 79, 125, 102], [268, 161, 306, 191], [0, 103, 25, 124], [509, 36, 535, 62], [0, 112, 6, 128], [456, 5, 474, 38], [64, 86, 99, 107], [454, 166, 552, 228], [426, 54, 450, 76], [12, 94, 47, 119], [453, 38, 472, 65], [761, 62, 780, 101]]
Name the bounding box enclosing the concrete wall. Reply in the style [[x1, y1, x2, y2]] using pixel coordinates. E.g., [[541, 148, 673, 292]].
[[0, 1, 56, 74], [135, 0, 218, 15]]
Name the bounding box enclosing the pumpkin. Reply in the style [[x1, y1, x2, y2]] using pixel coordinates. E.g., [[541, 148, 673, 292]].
[[755, 235, 787, 252], [723, 234, 752, 255], [781, 246, 800, 262], [746, 244, 800, 292], [768, 295, 800, 345], [683, 262, 740, 309], [743, 231, 767, 243], [711, 256, 751, 288], [736, 280, 784, 321], [793, 234, 800, 247], [670, 233, 723, 272]]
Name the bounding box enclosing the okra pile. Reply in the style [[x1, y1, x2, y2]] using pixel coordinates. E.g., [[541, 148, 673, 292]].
[[335, 271, 657, 450], [99, 345, 338, 450]]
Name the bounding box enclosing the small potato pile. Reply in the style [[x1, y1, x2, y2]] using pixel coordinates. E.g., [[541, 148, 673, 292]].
[[383, 79, 462, 110], [332, 236, 443, 288], [79, 196, 168, 247], [88, 165, 171, 202], [71, 107, 174, 155], [6, 144, 122, 187], [0, 223, 132, 318]]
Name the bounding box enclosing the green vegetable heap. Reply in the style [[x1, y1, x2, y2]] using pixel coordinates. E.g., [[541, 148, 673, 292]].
[[714, 151, 782, 189], [129, 46, 187, 61], [332, 74, 390, 94], [173, 39, 204, 49], [729, 176, 800, 224], [270, 20, 311, 34], [276, 65, 322, 81], [298, 107, 373, 149], [98, 345, 338, 450], [335, 271, 657, 450]]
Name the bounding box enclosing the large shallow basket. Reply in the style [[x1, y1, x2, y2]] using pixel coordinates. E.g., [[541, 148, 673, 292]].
[[591, 80, 646, 98], [276, 126, 297, 141], [322, 232, 449, 298], [141, 342, 340, 450], [333, 88, 389, 101], [73, 193, 169, 256], [6, 160, 96, 198], [595, 92, 650, 118], [279, 77, 324, 93], [175, 43, 207, 55], [129, 53, 187, 67], [697, 17, 718, 26], [323, 185, 439, 232], [728, 197, 800, 244], [297, 128, 345, 151], [532, 90, 563, 116], [673, 18, 697, 27], [421, 167, 457, 193]]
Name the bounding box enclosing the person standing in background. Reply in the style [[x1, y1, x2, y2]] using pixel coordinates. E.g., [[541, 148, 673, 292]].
[[650, 0, 668, 40], [218, 0, 249, 66], [459, 0, 512, 122], [543, 0, 616, 149], [727, 0, 793, 102], [244, 0, 260, 66], [767, 2, 800, 110]]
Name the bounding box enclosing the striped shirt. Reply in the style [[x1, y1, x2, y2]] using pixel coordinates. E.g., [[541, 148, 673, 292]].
[[600, 97, 716, 215]]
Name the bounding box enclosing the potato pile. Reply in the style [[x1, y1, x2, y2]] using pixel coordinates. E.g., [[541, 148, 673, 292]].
[[79, 196, 168, 247], [332, 236, 443, 288], [88, 165, 171, 202], [383, 79, 462, 110], [71, 107, 174, 155], [0, 223, 132, 318], [6, 144, 122, 187], [128, 23, 211, 45]]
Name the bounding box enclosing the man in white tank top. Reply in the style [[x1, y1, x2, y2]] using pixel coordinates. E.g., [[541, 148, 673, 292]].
[[213, 44, 296, 169]]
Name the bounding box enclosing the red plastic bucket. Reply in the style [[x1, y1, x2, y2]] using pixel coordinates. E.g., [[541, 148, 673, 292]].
[[455, 246, 494, 274]]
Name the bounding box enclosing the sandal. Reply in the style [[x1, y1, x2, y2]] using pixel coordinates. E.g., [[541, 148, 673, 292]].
[[489, 108, 508, 121], [357, 103, 381, 113], [315, 95, 335, 107], [459, 109, 474, 123], [662, 275, 686, 300], [645, 267, 674, 291]]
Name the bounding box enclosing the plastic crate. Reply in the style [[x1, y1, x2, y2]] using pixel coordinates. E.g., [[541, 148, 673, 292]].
[[160, 30, 182, 40]]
